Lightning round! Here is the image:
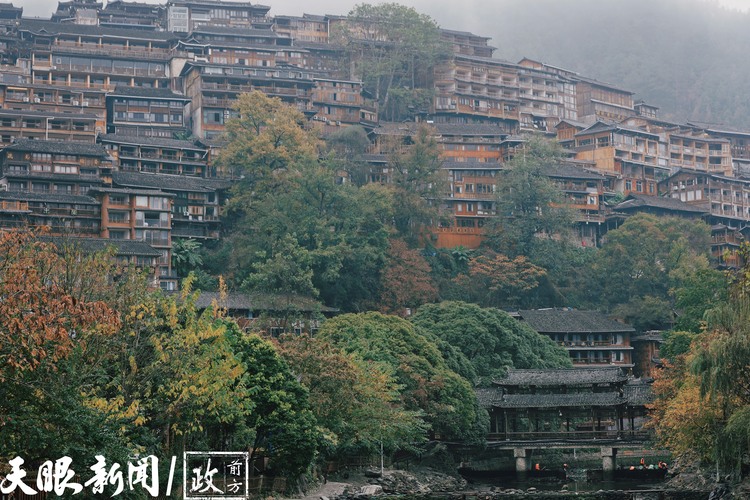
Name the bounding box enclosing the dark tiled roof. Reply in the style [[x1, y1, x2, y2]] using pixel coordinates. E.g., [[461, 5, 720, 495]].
[[292, 41, 342, 51], [555, 118, 588, 129], [435, 123, 511, 136], [575, 121, 658, 139], [99, 134, 204, 151], [475, 387, 504, 407], [614, 194, 707, 214], [631, 331, 665, 343], [374, 122, 511, 138], [688, 121, 750, 137], [544, 162, 605, 180], [18, 19, 178, 41], [112, 171, 231, 192], [90, 186, 174, 197], [669, 132, 729, 144], [190, 26, 282, 38], [623, 382, 654, 406], [0, 191, 98, 205], [518, 309, 635, 334], [109, 86, 189, 100], [440, 28, 492, 40], [495, 367, 628, 387], [4, 139, 108, 157], [573, 75, 634, 95], [454, 53, 518, 67], [372, 123, 419, 136], [3, 172, 104, 184], [361, 153, 388, 163], [0, 108, 99, 120], [493, 392, 626, 409], [193, 291, 338, 313], [40, 236, 161, 257], [442, 160, 503, 170]]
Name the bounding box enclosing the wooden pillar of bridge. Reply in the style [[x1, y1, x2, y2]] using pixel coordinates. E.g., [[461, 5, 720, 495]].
[[503, 410, 509, 440], [514, 448, 528, 479], [601, 447, 617, 480]]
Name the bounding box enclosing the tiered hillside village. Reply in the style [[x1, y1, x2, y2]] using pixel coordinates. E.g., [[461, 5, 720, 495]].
[[0, 0, 746, 293]]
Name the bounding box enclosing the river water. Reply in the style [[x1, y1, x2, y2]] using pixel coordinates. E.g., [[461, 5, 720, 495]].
[[456, 472, 710, 499]]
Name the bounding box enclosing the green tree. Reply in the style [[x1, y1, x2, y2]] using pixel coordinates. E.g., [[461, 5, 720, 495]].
[[217, 90, 319, 182], [653, 244, 750, 476], [379, 239, 437, 315], [486, 137, 575, 258], [243, 233, 318, 298], [411, 301, 572, 387], [591, 213, 712, 325], [324, 125, 371, 187], [671, 267, 727, 333], [383, 124, 445, 243], [227, 330, 320, 478], [334, 3, 448, 120], [212, 92, 392, 311], [171, 238, 204, 277], [277, 334, 426, 458], [456, 250, 547, 308], [318, 312, 484, 442]]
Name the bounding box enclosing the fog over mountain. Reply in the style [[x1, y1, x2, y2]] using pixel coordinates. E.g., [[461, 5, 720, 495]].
[[20, 0, 750, 128], [485, 0, 750, 129]]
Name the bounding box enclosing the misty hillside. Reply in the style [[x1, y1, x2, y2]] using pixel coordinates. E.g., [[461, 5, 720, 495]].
[[460, 0, 750, 128]]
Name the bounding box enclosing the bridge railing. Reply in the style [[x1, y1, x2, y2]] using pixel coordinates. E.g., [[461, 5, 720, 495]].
[[487, 430, 651, 441]]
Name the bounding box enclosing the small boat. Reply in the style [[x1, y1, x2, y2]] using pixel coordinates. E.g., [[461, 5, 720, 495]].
[[614, 467, 668, 480]]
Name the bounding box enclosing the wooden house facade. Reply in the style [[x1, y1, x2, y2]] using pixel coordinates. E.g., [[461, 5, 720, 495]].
[[17, 19, 178, 91], [517, 309, 635, 369], [192, 291, 338, 336], [432, 53, 519, 130], [659, 169, 750, 267]]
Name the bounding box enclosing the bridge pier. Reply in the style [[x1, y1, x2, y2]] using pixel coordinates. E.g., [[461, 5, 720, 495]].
[[601, 447, 617, 479], [514, 448, 528, 479]]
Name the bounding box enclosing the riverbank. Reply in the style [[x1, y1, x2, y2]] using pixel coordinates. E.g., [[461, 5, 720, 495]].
[[292, 468, 713, 500]]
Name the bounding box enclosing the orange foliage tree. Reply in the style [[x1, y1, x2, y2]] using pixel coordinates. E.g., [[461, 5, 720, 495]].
[[455, 250, 546, 308], [379, 239, 437, 316], [0, 230, 120, 381]]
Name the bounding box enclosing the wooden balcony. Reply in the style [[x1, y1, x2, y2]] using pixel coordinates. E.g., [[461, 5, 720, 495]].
[[51, 42, 177, 60], [435, 225, 483, 235], [0, 201, 30, 212]]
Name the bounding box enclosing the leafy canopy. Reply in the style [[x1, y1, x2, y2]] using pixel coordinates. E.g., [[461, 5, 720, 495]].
[[411, 301, 572, 387]]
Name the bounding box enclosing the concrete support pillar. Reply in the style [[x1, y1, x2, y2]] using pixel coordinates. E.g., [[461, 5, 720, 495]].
[[514, 448, 528, 477], [601, 447, 617, 479]]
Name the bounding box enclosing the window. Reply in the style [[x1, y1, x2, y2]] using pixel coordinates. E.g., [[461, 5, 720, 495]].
[[54, 165, 77, 174], [108, 211, 129, 223], [109, 230, 129, 239]]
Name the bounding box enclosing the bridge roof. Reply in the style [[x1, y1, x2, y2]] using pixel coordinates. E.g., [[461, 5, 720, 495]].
[[495, 392, 626, 409], [623, 382, 654, 406]]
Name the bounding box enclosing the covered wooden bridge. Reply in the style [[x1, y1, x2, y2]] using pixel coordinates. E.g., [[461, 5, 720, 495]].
[[475, 367, 654, 473]]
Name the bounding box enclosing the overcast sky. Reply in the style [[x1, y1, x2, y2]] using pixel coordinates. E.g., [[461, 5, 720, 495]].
[[20, 0, 750, 29]]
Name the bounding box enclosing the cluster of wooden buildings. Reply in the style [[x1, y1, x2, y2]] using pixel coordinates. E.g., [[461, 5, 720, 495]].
[[0, 0, 748, 288]]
